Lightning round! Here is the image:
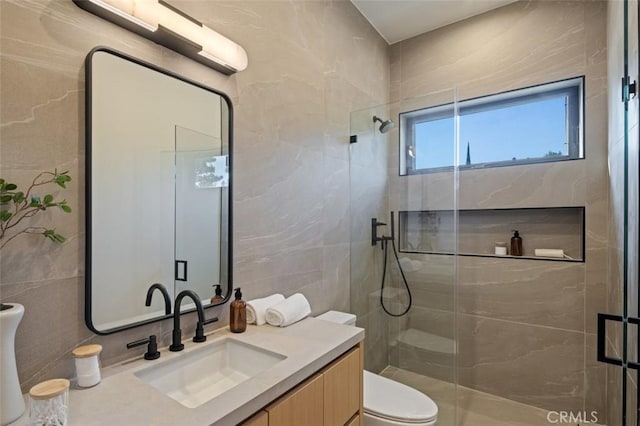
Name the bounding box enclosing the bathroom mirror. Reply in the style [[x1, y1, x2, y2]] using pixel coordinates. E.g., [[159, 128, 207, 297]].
[[85, 47, 232, 334]]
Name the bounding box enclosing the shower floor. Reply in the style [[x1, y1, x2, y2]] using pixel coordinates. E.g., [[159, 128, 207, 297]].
[[380, 366, 604, 426]]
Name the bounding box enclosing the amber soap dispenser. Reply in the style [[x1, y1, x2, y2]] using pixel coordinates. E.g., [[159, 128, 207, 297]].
[[510, 230, 523, 256], [210, 284, 224, 304], [230, 288, 247, 333]]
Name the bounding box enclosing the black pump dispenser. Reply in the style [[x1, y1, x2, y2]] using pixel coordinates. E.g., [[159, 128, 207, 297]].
[[511, 230, 523, 256]]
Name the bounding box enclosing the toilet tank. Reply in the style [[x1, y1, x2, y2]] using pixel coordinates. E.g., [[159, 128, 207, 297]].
[[316, 310, 357, 326]]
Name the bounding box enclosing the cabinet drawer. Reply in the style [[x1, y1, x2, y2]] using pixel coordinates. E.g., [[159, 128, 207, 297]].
[[267, 374, 324, 426], [323, 346, 362, 426]]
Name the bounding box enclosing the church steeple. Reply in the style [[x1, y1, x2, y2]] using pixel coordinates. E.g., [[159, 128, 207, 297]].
[[465, 141, 471, 165]]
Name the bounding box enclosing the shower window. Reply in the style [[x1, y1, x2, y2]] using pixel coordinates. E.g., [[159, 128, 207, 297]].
[[399, 77, 584, 175]]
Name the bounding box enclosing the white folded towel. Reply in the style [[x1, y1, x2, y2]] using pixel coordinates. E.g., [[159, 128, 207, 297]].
[[246, 294, 285, 325], [265, 293, 311, 327]]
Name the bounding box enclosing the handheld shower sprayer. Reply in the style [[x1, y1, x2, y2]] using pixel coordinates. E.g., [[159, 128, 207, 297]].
[[371, 212, 412, 317]]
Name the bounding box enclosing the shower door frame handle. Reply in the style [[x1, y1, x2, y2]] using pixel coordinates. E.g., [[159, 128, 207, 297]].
[[597, 312, 640, 370], [175, 260, 188, 282]]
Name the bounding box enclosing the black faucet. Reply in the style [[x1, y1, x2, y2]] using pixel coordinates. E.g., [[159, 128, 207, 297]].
[[169, 290, 218, 352], [145, 283, 172, 315], [127, 335, 161, 360]]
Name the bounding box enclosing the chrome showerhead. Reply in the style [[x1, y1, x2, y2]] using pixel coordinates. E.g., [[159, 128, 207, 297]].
[[373, 115, 395, 134]]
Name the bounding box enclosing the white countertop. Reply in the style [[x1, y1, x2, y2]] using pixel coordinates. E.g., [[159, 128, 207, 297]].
[[14, 318, 364, 426]]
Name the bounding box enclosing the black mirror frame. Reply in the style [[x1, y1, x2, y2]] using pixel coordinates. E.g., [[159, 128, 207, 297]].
[[84, 46, 233, 335]]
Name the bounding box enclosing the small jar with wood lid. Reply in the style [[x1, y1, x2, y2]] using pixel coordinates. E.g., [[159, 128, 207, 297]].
[[29, 378, 70, 426], [72, 344, 102, 388]]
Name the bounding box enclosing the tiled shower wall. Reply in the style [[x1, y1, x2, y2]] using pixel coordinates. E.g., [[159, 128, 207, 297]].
[[386, 0, 608, 417], [0, 0, 389, 391]]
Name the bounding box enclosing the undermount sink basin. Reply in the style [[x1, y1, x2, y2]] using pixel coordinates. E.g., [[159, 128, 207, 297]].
[[134, 338, 287, 408]]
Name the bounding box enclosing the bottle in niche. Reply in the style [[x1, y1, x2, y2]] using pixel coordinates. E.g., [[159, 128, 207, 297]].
[[510, 230, 523, 256], [230, 288, 247, 333], [210, 285, 224, 304]]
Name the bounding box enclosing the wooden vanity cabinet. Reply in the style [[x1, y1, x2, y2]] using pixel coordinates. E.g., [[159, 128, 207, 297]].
[[268, 374, 325, 426], [346, 415, 361, 426], [241, 343, 363, 426], [323, 345, 361, 425], [243, 411, 268, 426]]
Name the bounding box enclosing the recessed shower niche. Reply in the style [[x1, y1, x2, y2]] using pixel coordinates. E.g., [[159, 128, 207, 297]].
[[398, 207, 585, 262]]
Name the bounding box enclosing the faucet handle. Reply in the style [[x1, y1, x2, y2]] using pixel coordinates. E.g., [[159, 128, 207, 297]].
[[127, 335, 161, 360], [194, 317, 219, 343]]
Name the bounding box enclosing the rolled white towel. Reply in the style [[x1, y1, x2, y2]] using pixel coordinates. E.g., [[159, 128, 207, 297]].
[[246, 294, 285, 325], [534, 248, 567, 258], [265, 293, 311, 327]]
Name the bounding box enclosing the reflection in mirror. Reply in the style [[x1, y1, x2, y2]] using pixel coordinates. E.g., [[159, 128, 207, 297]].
[[175, 127, 226, 299], [86, 48, 232, 334]]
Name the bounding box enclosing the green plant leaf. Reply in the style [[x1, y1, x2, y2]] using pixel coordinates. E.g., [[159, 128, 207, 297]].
[[0, 171, 72, 249], [54, 174, 71, 188], [13, 192, 24, 203], [42, 229, 65, 244]]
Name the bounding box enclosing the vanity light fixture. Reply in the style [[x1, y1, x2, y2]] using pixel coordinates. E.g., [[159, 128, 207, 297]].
[[73, 0, 248, 75]]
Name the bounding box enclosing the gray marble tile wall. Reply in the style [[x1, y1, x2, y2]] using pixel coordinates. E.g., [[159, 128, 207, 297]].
[[0, 0, 389, 391], [387, 0, 608, 417]]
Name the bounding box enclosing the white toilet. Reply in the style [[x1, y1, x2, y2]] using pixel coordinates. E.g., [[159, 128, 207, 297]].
[[317, 311, 438, 426]]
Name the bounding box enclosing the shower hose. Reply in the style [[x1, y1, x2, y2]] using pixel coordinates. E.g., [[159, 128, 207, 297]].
[[380, 237, 413, 317]]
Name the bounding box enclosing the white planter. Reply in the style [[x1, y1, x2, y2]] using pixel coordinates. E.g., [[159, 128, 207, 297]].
[[0, 303, 26, 425]]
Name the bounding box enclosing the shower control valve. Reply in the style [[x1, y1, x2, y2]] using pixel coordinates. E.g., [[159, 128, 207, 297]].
[[371, 218, 391, 248]]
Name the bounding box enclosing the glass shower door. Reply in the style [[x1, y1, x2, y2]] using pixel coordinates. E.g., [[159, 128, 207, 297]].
[[349, 89, 458, 425], [598, 0, 639, 425]]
